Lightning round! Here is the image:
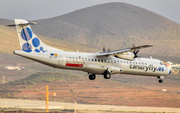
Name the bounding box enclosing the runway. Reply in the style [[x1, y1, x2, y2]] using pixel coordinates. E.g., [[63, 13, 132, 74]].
[[0, 99, 180, 112]]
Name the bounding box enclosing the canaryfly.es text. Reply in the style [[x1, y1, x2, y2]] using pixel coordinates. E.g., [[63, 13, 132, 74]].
[[129, 65, 164, 72]]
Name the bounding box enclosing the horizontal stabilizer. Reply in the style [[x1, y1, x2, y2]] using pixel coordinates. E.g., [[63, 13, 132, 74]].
[[7, 22, 37, 27]]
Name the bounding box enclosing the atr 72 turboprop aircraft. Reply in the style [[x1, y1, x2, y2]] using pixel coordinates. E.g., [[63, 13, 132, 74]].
[[8, 19, 171, 83]]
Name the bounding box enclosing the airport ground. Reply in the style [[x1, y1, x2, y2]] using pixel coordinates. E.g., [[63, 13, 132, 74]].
[[0, 99, 180, 113]]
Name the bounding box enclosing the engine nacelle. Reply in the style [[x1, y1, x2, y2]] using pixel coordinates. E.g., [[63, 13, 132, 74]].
[[114, 52, 134, 60]]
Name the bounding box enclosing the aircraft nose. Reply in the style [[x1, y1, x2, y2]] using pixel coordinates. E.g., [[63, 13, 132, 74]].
[[168, 68, 171, 75]]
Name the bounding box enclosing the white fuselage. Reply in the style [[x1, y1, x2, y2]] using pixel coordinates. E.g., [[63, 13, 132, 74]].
[[14, 50, 170, 77]]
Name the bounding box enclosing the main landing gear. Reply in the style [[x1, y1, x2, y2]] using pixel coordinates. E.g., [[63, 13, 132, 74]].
[[88, 69, 111, 80], [157, 76, 164, 83], [103, 70, 111, 79], [89, 74, 96, 80]]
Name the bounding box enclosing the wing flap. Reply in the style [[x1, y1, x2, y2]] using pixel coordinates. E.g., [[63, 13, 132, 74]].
[[131, 44, 153, 50], [97, 48, 130, 57]]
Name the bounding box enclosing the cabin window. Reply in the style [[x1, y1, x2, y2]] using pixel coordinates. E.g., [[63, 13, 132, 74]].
[[88, 58, 90, 61], [101, 59, 103, 62], [92, 59, 94, 61], [104, 59, 106, 63], [69, 57, 71, 59], [111, 60, 113, 63], [95, 59, 97, 62], [72, 57, 74, 59], [76, 57, 78, 59], [145, 63, 147, 65], [123, 61, 125, 63], [85, 58, 87, 61], [114, 60, 116, 63], [108, 60, 110, 63], [117, 60, 119, 63], [98, 59, 100, 62]]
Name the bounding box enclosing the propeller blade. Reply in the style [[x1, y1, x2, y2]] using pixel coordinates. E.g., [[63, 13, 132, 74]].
[[132, 44, 135, 48], [133, 50, 139, 58], [133, 50, 136, 54], [102, 46, 105, 52], [135, 50, 139, 55], [108, 48, 110, 52]]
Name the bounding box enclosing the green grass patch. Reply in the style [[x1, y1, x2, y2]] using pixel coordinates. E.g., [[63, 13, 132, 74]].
[[10, 72, 81, 85]]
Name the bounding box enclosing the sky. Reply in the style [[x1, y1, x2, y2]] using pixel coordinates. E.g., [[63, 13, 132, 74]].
[[0, 0, 180, 24]]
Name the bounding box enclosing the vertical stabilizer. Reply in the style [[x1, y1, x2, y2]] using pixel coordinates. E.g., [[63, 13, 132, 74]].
[[13, 19, 62, 53]]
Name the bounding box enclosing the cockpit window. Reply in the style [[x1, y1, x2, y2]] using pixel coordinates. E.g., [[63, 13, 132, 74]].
[[160, 61, 164, 65]]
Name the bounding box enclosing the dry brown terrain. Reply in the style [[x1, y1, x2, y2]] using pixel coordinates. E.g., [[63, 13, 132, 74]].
[[1, 77, 180, 108]]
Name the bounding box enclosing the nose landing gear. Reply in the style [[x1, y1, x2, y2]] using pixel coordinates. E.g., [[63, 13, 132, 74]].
[[158, 79, 163, 83], [157, 76, 164, 83]]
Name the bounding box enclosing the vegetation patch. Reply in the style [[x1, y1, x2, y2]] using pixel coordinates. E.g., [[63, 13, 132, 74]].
[[10, 72, 81, 85]]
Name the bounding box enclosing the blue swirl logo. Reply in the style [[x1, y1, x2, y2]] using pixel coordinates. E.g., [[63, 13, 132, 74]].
[[21, 27, 46, 53], [22, 43, 32, 53], [21, 27, 32, 41]]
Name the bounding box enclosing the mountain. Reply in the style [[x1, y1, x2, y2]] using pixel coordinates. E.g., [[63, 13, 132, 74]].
[[0, 18, 12, 26], [30, 2, 180, 56], [1, 2, 180, 56]]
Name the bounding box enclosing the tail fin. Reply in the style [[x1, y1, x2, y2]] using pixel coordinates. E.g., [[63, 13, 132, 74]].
[[12, 19, 61, 53]]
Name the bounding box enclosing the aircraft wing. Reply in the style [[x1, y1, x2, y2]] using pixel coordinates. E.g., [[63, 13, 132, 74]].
[[130, 44, 153, 50], [96, 44, 153, 57], [97, 48, 130, 56]]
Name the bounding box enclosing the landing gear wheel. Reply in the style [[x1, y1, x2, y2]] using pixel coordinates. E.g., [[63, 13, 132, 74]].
[[104, 71, 111, 79], [89, 74, 96, 80], [159, 79, 163, 83]]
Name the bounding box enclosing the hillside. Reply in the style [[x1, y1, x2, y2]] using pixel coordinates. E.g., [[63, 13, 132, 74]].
[[0, 18, 12, 26], [0, 25, 98, 54], [29, 2, 180, 56]]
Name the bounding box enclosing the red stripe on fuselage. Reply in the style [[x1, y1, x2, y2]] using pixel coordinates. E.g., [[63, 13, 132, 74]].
[[66, 63, 83, 67]]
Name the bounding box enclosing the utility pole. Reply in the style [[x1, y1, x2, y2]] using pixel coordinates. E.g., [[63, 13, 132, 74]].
[[46, 85, 49, 112], [22, 85, 56, 113], [74, 102, 77, 113]]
